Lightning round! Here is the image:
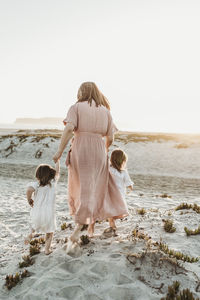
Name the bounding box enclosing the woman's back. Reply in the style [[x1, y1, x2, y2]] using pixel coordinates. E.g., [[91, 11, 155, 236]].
[[66, 100, 113, 136], [53, 82, 128, 243]]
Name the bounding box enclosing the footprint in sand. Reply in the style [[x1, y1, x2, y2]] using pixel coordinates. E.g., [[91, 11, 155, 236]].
[[40, 258, 54, 267], [16, 293, 41, 300], [84, 294, 103, 300], [90, 261, 108, 276], [58, 285, 84, 299], [116, 273, 133, 285], [108, 286, 143, 300], [59, 259, 84, 273], [109, 253, 122, 258]]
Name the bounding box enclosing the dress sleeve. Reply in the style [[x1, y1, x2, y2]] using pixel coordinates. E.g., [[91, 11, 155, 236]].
[[123, 170, 134, 187], [106, 110, 118, 136], [27, 182, 38, 190], [51, 178, 58, 186], [63, 104, 78, 129]]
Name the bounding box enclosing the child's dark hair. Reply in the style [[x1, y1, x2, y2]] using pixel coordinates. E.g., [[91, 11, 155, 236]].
[[110, 149, 127, 172], [35, 164, 56, 186]]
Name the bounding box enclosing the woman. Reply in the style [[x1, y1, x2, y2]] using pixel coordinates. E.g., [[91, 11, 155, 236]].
[[53, 82, 128, 246]]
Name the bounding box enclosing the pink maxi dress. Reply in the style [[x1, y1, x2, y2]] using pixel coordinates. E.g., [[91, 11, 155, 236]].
[[63, 100, 128, 225]]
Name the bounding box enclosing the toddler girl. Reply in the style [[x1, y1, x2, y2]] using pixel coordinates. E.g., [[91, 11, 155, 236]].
[[109, 149, 134, 229], [88, 149, 133, 237], [25, 161, 60, 255]]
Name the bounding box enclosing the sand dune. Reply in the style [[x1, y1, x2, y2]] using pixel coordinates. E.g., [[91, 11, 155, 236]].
[[1, 129, 200, 179]]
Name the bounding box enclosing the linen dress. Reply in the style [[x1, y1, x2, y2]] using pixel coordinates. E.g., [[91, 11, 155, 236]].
[[63, 100, 128, 225], [28, 180, 57, 233]]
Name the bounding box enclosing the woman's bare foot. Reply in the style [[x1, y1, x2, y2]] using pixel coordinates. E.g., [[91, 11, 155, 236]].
[[103, 227, 117, 238], [88, 223, 95, 238], [66, 238, 79, 254], [70, 224, 83, 243], [45, 249, 53, 255], [66, 224, 83, 254]]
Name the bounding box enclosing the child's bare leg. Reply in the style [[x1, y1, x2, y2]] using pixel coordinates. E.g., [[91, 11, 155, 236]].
[[24, 229, 35, 245], [108, 218, 116, 230], [45, 232, 53, 255], [88, 223, 95, 238]]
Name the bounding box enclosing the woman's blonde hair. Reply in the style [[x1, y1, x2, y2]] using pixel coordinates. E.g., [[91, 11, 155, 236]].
[[77, 82, 110, 110], [110, 149, 127, 172]]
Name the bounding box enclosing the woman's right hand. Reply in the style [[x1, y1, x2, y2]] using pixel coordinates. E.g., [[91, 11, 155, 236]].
[[53, 151, 62, 163]]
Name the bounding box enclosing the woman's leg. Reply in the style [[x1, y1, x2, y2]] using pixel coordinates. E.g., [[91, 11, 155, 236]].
[[45, 232, 53, 255], [88, 223, 95, 238], [70, 224, 83, 243], [66, 223, 83, 254], [108, 218, 116, 229]]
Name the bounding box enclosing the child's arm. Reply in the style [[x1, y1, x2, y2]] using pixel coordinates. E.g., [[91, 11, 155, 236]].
[[55, 160, 60, 181], [124, 169, 134, 192], [26, 186, 35, 207]]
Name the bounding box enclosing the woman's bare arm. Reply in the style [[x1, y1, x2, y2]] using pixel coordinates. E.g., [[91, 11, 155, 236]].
[[105, 135, 114, 152], [53, 123, 74, 162]]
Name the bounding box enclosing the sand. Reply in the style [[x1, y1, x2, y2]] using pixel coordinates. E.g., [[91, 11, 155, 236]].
[[0, 130, 200, 299]]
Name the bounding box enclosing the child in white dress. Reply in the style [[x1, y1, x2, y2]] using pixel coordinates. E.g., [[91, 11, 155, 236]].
[[25, 161, 60, 255], [109, 149, 134, 229], [88, 149, 134, 237]]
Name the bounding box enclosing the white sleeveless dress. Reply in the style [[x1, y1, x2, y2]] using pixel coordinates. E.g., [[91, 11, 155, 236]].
[[28, 180, 57, 233], [110, 166, 134, 200]]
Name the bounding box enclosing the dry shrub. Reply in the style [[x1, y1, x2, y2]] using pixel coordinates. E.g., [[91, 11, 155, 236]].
[[161, 281, 199, 300], [5, 270, 30, 290], [80, 235, 90, 245], [29, 244, 40, 256], [184, 226, 200, 236], [137, 208, 146, 215], [163, 219, 176, 233], [19, 255, 35, 268]]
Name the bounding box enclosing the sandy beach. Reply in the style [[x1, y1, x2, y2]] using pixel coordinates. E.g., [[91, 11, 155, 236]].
[[0, 130, 200, 299]]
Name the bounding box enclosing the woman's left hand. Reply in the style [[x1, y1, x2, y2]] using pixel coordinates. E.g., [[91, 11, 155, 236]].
[[53, 151, 62, 163]]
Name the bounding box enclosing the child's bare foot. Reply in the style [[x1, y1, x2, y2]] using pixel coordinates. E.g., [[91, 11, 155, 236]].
[[45, 232, 53, 255], [24, 238, 30, 245], [24, 234, 33, 245], [88, 223, 95, 238]]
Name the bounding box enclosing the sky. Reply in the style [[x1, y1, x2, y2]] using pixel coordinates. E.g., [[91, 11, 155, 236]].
[[0, 0, 200, 133]]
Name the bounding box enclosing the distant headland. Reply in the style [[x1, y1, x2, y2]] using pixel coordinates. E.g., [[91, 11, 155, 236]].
[[14, 118, 63, 124]]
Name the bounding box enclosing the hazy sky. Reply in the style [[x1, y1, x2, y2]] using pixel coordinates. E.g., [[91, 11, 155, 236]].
[[1, 0, 200, 133]]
